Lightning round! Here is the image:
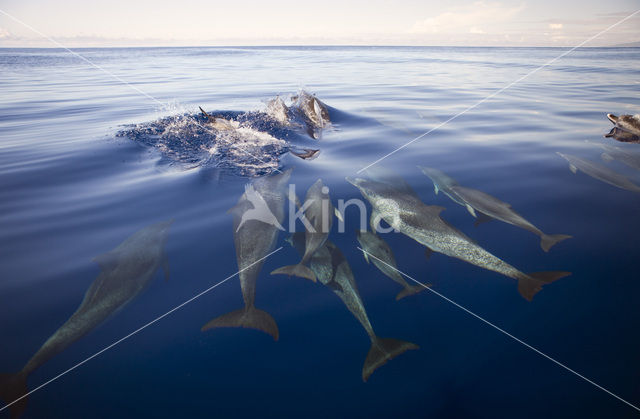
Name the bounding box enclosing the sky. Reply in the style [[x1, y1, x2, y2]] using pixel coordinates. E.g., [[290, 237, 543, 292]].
[[0, 0, 638, 47]]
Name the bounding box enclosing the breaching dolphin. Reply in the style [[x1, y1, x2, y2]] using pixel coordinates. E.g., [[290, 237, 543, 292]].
[[287, 233, 419, 381], [0, 220, 172, 418], [201, 169, 292, 340], [347, 176, 571, 301], [291, 90, 330, 139], [419, 166, 572, 252], [556, 152, 640, 193]]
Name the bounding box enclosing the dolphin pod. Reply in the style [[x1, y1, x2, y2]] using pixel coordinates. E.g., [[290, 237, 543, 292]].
[[347, 176, 571, 301], [286, 233, 418, 381], [419, 166, 572, 252], [0, 220, 173, 418], [201, 169, 293, 340]]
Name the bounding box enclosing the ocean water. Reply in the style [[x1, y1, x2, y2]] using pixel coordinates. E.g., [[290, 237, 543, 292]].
[[0, 46, 639, 418]]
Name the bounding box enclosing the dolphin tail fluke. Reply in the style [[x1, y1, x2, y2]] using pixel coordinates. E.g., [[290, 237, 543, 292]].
[[270, 264, 317, 282], [201, 307, 279, 341], [518, 271, 571, 301], [540, 234, 572, 252], [395, 284, 428, 301], [362, 338, 419, 382], [0, 372, 28, 419]]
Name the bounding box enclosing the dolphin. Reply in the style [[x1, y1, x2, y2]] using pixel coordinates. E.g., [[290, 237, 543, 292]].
[[291, 90, 330, 139], [418, 167, 467, 208], [605, 113, 640, 142], [0, 220, 172, 418], [271, 179, 334, 282], [201, 169, 292, 340], [355, 230, 427, 300], [265, 96, 290, 125], [419, 166, 572, 252], [347, 176, 570, 301], [586, 140, 640, 171], [556, 152, 640, 193], [289, 148, 321, 160], [199, 106, 239, 131], [287, 233, 418, 381]]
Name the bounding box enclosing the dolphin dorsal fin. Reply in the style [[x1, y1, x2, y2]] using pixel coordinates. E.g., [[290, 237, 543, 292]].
[[607, 114, 618, 124], [427, 205, 446, 216]]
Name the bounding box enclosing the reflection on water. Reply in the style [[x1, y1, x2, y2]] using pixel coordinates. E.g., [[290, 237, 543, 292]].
[[604, 113, 640, 143]]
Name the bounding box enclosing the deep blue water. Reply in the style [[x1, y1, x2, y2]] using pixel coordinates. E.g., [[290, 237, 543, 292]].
[[1, 46, 640, 418]]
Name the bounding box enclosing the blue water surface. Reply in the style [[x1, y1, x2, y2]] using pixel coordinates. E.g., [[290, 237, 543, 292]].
[[1, 46, 640, 418]]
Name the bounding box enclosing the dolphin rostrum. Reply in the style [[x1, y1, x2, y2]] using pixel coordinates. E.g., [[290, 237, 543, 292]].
[[287, 233, 418, 381], [0, 220, 173, 418], [347, 176, 570, 301], [419, 166, 572, 252], [271, 179, 334, 282], [605, 113, 640, 142], [355, 230, 427, 300], [556, 152, 640, 193], [201, 169, 292, 341]]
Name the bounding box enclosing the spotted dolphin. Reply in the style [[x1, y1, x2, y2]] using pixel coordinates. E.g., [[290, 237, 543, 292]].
[[201, 169, 292, 340], [347, 176, 570, 301], [0, 220, 172, 418], [287, 233, 418, 381], [556, 152, 640, 193]]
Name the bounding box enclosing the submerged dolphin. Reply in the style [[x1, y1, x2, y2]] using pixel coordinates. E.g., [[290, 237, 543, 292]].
[[347, 176, 570, 301], [586, 140, 640, 171], [419, 166, 571, 252], [201, 169, 292, 340], [0, 220, 172, 418], [605, 113, 640, 143], [356, 230, 426, 300], [287, 233, 418, 381], [271, 179, 333, 282], [556, 152, 640, 193]]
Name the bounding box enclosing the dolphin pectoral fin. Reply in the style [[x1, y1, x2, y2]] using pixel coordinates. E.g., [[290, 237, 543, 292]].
[[362, 338, 419, 382], [201, 307, 279, 341], [0, 372, 28, 419], [362, 249, 370, 264], [517, 271, 571, 301], [474, 212, 494, 227], [604, 128, 616, 138], [607, 113, 618, 124], [161, 252, 170, 281], [569, 164, 578, 174], [370, 209, 382, 232], [465, 204, 477, 217], [601, 152, 614, 163], [396, 284, 429, 301], [334, 208, 344, 223], [434, 184, 439, 195], [270, 264, 317, 282], [540, 234, 572, 252]]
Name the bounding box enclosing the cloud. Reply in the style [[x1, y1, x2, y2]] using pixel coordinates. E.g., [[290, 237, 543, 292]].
[[410, 1, 525, 34], [548, 23, 563, 30], [469, 26, 485, 34], [0, 28, 11, 39]]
